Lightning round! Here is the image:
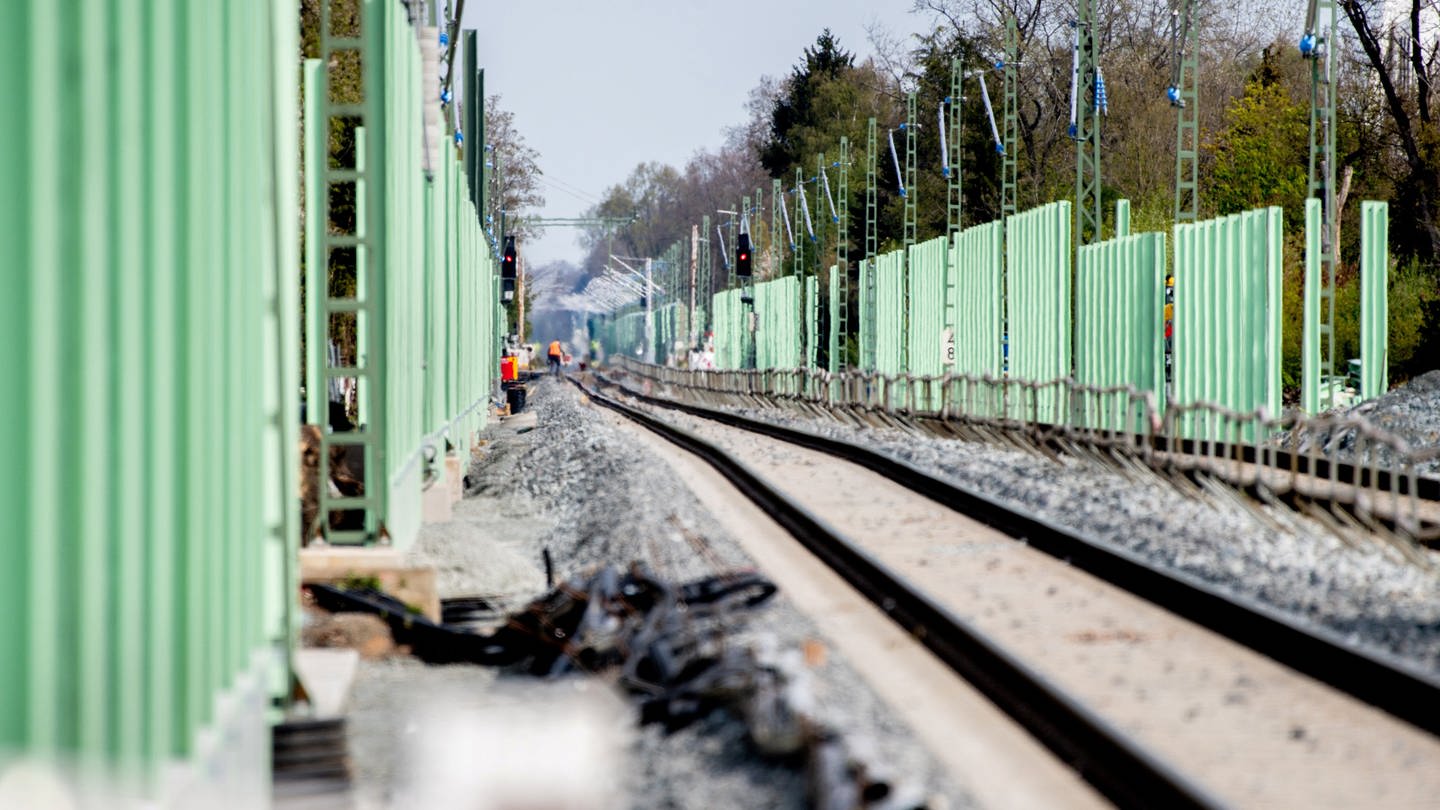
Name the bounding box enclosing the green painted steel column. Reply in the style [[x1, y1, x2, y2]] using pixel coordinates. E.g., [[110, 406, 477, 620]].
[[1302, 198, 1321, 413], [1360, 201, 1389, 399]]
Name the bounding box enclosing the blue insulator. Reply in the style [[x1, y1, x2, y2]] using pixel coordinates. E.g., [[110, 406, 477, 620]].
[[1299, 34, 1317, 57], [1067, 123, 1077, 139], [832, 216, 839, 224], [899, 188, 907, 197], [898, 123, 907, 131], [944, 95, 952, 104], [942, 167, 951, 178], [995, 143, 1005, 155], [440, 88, 452, 105], [439, 31, 449, 47], [1166, 86, 1181, 105], [994, 60, 1004, 70], [453, 129, 463, 146]]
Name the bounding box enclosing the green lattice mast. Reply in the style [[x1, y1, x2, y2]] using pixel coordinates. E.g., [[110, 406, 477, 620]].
[[1073, 0, 1102, 248], [1304, 0, 1339, 407], [837, 136, 850, 371], [1170, 0, 1199, 224], [863, 117, 878, 370], [1002, 16, 1019, 219]]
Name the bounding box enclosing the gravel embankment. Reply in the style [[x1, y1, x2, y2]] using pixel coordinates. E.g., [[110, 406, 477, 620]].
[[1290, 369, 1440, 474], [346, 378, 971, 810], [621, 382, 1440, 675]]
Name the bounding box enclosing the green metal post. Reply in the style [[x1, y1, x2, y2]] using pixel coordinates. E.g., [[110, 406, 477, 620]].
[[793, 169, 805, 278], [1360, 201, 1389, 398]]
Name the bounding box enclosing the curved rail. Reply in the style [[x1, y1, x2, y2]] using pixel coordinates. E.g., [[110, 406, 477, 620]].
[[590, 372, 1440, 742], [570, 375, 1224, 810]]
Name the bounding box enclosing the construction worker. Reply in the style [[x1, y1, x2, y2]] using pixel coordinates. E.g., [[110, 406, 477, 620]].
[[547, 339, 564, 377]]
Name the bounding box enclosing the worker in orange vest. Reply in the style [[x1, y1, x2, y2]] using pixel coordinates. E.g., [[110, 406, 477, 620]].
[[547, 339, 564, 377]]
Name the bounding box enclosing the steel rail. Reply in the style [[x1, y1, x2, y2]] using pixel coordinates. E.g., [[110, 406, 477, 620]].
[[570, 375, 1224, 810], [590, 372, 1440, 742]]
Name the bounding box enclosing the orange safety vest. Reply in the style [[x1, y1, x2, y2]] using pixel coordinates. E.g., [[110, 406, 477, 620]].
[[548, 340, 562, 357]]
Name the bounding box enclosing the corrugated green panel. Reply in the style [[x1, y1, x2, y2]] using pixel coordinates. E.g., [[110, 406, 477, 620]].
[[1006, 202, 1072, 421], [859, 258, 876, 370], [875, 250, 906, 375], [806, 275, 819, 369], [1075, 226, 1166, 430], [1173, 207, 1283, 436], [0, 0, 33, 753], [1360, 201, 1389, 399], [712, 289, 742, 368], [907, 236, 948, 378], [1302, 199, 1321, 413], [951, 220, 1003, 378], [827, 267, 841, 374]]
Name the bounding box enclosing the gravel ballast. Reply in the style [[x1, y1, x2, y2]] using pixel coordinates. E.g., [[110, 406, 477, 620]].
[[613, 377, 1440, 676], [344, 378, 972, 809]]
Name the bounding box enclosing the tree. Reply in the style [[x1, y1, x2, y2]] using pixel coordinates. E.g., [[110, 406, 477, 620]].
[[485, 94, 545, 243], [1206, 51, 1309, 221], [1340, 0, 1440, 256], [760, 30, 860, 176]]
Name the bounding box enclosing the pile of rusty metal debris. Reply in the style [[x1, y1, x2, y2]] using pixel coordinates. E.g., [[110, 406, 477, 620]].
[[310, 564, 930, 809]]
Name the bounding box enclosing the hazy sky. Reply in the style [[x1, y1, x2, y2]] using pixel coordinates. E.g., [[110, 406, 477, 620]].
[[462, 0, 929, 269]]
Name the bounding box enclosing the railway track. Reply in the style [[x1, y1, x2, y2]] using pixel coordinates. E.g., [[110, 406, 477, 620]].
[[573, 373, 1440, 809]]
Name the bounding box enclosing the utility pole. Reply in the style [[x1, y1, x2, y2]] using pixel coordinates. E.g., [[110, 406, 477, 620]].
[[689, 225, 699, 346], [1170, 0, 1199, 224], [1304, 0, 1339, 408], [903, 93, 918, 248], [648, 255, 659, 363], [864, 117, 879, 370], [771, 178, 784, 277], [1073, 0, 1103, 249], [947, 58, 963, 234], [1002, 17, 1019, 220], [837, 136, 850, 372], [700, 214, 712, 337]]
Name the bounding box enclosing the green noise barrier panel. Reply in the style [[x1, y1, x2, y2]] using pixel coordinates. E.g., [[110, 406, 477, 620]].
[[1360, 201, 1389, 400], [1075, 227, 1167, 430], [907, 236, 950, 379], [1172, 206, 1283, 437], [951, 220, 1005, 379], [1005, 202, 1073, 421], [807, 275, 820, 369], [1, 0, 299, 800], [828, 266, 842, 374], [875, 250, 907, 376]]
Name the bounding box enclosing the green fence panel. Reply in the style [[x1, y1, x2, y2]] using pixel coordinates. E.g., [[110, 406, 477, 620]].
[[305, 0, 498, 548], [1006, 202, 1072, 421], [859, 258, 877, 370], [1, 0, 297, 799], [1302, 199, 1321, 413], [806, 275, 820, 369], [712, 289, 743, 369], [827, 266, 841, 373], [1075, 228, 1167, 430], [1360, 201, 1389, 399], [951, 220, 1004, 378], [907, 236, 949, 378], [875, 250, 907, 375], [1172, 207, 1283, 436]]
